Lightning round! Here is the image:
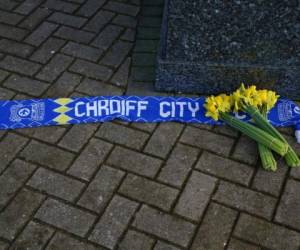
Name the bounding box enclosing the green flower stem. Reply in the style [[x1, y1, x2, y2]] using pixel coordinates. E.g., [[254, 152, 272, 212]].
[[220, 112, 288, 156], [253, 110, 277, 172], [244, 105, 300, 167], [258, 143, 277, 171], [256, 109, 277, 171]]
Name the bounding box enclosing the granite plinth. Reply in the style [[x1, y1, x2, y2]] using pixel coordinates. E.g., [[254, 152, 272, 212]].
[[156, 0, 300, 98]]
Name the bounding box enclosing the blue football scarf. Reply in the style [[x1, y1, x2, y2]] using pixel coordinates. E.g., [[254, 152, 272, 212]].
[[0, 96, 299, 132]]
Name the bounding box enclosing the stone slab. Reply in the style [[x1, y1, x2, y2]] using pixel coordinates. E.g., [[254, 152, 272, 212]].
[[156, 0, 300, 98]]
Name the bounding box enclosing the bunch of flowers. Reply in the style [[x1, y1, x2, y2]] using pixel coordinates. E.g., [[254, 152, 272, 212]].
[[204, 84, 300, 171]]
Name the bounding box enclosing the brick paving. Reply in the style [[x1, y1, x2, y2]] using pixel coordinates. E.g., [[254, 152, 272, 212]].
[[0, 0, 300, 250]]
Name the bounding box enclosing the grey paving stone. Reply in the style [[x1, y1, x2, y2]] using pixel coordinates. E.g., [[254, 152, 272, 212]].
[[0, 39, 34, 58], [19, 7, 51, 30], [78, 166, 124, 213], [107, 146, 162, 177], [48, 12, 87, 28], [54, 26, 95, 44], [190, 123, 213, 130], [0, 23, 28, 41], [69, 0, 86, 3], [113, 14, 137, 28], [175, 171, 217, 221], [213, 125, 239, 138], [139, 16, 162, 27], [154, 241, 180, 250], [59, 123, 98, 152], [133, 205, 195, 247], [0, 0, 18, 10], [25, 21, 58, 46], [227, 238, 260, 250], [76, 78, 123, 96], [213, 181, 277, 219], [46, 232, 101, 250], [76, 0, 105, 17], [127, 80, 157, 95], [134, 40, 158, 53], [0, 189, 44, 240], [119, 230, 154, 250], [28, 167, 85, 201], [191, 202, 238, 250], [0, 56, 41, 76], [277, 126, 294, 136], [30, 37, 65, 64], [158, 143, 199, 188], [46, 71, 82, 98], [104, 2, 139, 16], [144, 122, 183, 158], [36, 54, 73, 82], [234, 213, 300, 250], [91, 25, 123, 50], [122, 28, 136, 42], [130, 122, 157, 133], [35, 198, 96, 237], [0, 133, 28, 173], [0, 131, 6, 140], [20, 140, 75, 171], [142, 0, 164, 4], [4, 74, 49, 96], [110, 57, 131, 87], [285, 135, 300, 159], [232, 135, 258, 165], [0, 159, 36, 210], [291, 166, 300, 180], [83, 10, 115, 32], [62, 41, 103, 62], [70, 59, 113, 81], [0, 69, 9, 82], [18, 126, 66, 144], [0, 10, 23, 25], [0, 87, 14, 100], [0, 240, 8, 250], [101, 41, 133, 68], [43, 0, 79, 13], [11, 221, 54, 250], [252, 159, 288, 196], [180, 126, 235, 157], [137, 27, 160, 39], [15, 0, 44, 15], [132, 53, 156, 66], [120, 174, 179, 211], [68, 138, 113, 181], [131, 66, 155, 81], [96, 122, 149, 150], [89, 195, 139, 249], [275, 179, 300, 230], [196, 151, 254, 185], [14, 93, 32, 100]]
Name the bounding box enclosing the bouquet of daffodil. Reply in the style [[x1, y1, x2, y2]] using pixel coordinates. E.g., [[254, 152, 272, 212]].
[[233, 84, 300, 169], [204, 84, 300, 172], [230, 85, 279, 170]]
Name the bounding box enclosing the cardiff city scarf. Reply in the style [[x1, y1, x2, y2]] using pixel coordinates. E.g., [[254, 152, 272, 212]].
[[0, 96, 299, 131]]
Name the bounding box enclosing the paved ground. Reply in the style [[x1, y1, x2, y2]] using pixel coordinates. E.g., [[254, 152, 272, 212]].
[[1, 0, 300, 250]]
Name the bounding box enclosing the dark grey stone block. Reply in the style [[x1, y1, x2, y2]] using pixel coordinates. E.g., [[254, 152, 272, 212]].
[[156, 0, 300, 98]]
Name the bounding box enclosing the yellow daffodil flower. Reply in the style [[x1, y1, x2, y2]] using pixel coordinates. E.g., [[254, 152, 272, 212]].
[[255, 89, 279, 111], [231, 89, 242, 112], [204, 94, 232, 120]]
